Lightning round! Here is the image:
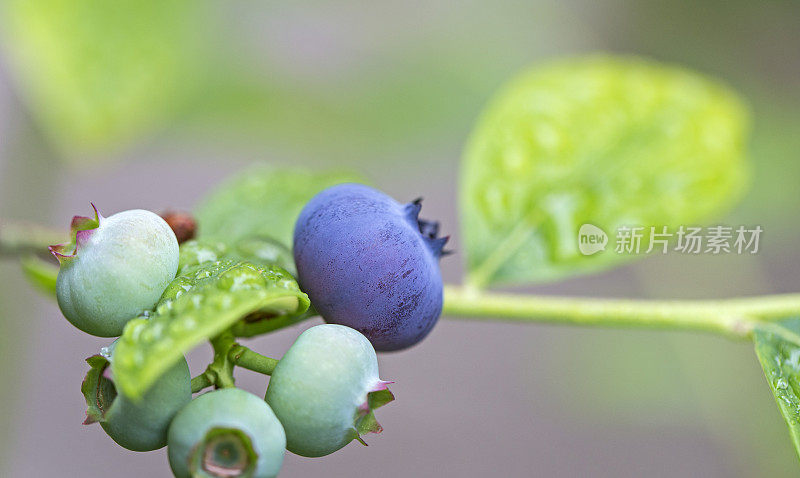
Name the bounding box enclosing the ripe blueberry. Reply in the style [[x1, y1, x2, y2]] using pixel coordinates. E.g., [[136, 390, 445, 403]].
[[50, 205, 179, 337], [82, 341, 191, 452], [167, 388, 286, 478], [293, 184, 448, 351], [265, 324, 394, 457]]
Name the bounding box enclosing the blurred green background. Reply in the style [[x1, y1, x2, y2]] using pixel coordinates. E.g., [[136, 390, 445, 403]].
[[1, 1, 799, 476]]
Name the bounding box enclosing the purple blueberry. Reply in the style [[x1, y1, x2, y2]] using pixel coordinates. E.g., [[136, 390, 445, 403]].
[[293, 183, 448, 351]]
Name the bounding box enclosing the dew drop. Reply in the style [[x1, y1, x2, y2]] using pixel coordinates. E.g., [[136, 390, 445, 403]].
[[216, 275, 235, 291]]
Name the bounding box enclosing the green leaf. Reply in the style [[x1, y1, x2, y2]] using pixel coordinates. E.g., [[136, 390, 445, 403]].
[[460, 56, 750, 288], [229, 236, 296, 277], [195, 165, 366, 248], [176, 239, 229, 274], [754, 319, 800, 460], [175, 238, 303, 339], [1, 0, 207, 160], [112, 259, 309, 399], [178, 237, 296, 277], [20, 256, 58, 298]]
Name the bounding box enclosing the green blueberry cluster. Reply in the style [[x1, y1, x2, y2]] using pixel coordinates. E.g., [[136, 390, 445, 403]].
[[50, 203, 409, 477], [77, 323, 391, 477]]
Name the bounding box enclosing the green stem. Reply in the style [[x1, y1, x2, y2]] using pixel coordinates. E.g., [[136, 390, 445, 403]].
[[442, 286, 800, 339], [230, 345, 279, 375], [192, 338, 280, 392], [190, 372, 214, 393], [0, 222, 65, 258], [208, 332, 237, 388]]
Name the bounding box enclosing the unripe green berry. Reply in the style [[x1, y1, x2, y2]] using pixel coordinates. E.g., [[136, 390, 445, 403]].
[[168, 388, 286, 478], [265, 324, 394, 457], [82, 341, 191, 452], [51, 205, 179, 337]]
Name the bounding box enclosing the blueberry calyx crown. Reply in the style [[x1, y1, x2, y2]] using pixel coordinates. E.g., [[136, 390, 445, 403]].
[[352, 380, 395, 446], [49, 203, 102, 265], [404, 198, 452, 258], [191, 428, 257, 477]]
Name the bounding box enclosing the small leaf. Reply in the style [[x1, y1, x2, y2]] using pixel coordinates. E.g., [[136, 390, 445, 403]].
[[753, 319, 800, 460], [112, 259, 309, 399], [20, 256, 58, 298], [461, 56, 750, 287], [195, 165, 367, 248], [174, 238, 303, 339]]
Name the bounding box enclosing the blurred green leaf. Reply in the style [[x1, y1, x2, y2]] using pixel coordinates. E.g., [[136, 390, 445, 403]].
[[195, 166, 366, 248], [754, 319, 800, 461], [19, 256, 57, 298], [1, 0, 208, 160], [177, 239, 230, 275], [178, 237, 296, 277], [230, 236, 296, 277], [175, 49, 501, 159], [113, 259, 309, 399], [460, 56, 750, 288]]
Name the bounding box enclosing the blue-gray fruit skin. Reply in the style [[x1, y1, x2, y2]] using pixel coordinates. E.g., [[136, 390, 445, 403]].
[[82, 343, 191, 452], [293, 184, 447, 351], [167, 388, 286, 478]]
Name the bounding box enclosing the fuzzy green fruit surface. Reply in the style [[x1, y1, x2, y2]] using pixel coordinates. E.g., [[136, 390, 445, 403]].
[[53, 206, 179, 336], [82, 342, 191, 452], [265, 324, 393, 457], [168, 388, 286, 478]]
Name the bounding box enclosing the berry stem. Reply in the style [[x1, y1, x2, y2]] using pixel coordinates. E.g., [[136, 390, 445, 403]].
[[208, 332, 237, 389], [192, 335, 280, 391], [190, 372, 214, 393], [229, 345, 279, 375], [442, 285, 800, 339]]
